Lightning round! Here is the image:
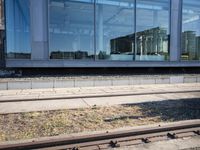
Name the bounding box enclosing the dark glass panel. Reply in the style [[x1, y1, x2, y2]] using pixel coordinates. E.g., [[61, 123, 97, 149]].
[[96, 0, 135, 61], [49, 0, 95, 60], [136, 0, 170, 61], [181, 0, 200, 60], [5, 0, 31, 59]]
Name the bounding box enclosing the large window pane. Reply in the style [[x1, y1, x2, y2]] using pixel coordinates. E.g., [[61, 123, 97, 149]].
[[136, 0, 170, 61], [5, 0, 31, 59], [49, 0, 94, 60], [181, 0, 200, 61], [0, 0, 5, 62], [96, 0, 135, 61]]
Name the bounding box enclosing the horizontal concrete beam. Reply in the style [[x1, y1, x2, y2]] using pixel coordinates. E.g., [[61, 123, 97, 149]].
[[6, 60, 200, 68], [0, 75, 200, 90]]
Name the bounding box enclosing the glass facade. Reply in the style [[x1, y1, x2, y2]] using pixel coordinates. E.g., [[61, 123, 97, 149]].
[[136, 0, 170, 61], [49, 0, 95, 60], [0, 0, 4, 62], [2, 0, 199, 64], [181, 0, 200, 61], [5, 0, 31, 59], [96, 0, 135, 61], [49, 0, 170, 61]]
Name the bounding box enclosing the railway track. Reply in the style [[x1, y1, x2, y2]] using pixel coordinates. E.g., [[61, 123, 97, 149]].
[[0, 120, 200, 150]]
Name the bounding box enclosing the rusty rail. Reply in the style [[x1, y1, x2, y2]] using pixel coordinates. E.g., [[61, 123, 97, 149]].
[[0, 120, 200, 150]]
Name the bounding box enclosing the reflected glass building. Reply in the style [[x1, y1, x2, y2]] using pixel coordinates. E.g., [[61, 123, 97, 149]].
[[181, 0, 200, 61], [0, 0, 4, 65], [0, 0, 200, 67], [5, 0, 31, 59]]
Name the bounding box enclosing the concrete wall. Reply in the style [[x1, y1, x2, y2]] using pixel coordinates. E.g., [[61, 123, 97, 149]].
[[0, 75, 200, 90]]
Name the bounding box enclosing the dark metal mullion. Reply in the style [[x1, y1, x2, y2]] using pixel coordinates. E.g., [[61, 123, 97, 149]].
[[134, 0, 137, 61], [94, 0, 96, 61], [179, 0, 183, 62], [168, 0, 171, 61], [3, 0, 6, 64]]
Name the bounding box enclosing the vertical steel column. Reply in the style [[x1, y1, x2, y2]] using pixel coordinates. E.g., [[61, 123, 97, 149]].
[[30, 0, 48, 60], [97, 4, 103, 55], [134, 0, 137, 61], [170, 0, 182, 61], [94, 0, 96, 60]]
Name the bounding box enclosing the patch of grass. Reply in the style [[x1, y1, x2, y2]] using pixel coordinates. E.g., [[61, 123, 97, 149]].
[[0, 99, 199, 142]]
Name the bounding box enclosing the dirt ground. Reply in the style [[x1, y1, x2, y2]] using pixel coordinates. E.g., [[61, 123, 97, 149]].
[[0, 98, 200, 142]]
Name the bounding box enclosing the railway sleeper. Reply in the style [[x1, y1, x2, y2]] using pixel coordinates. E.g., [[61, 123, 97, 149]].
[[141, 138, 151, 143], [167, 133, 178, 139], [109, 140, 120, 148], [194, 130, 200, 135]]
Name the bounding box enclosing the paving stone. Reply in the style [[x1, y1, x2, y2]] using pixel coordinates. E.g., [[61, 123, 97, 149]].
[[0, 99, 89, 114], [0, 83, 200, 114]]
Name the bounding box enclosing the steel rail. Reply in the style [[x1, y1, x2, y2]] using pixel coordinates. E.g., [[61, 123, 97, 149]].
[[41, 127, 200, 150], [0, 120, 200, 150]]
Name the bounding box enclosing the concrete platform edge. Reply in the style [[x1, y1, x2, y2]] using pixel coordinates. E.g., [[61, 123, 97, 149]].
[[0, 75, 200, 90]]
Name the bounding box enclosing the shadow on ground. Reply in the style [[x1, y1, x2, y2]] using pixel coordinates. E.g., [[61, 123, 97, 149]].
[[122, 98, 200, 122], [0, 97, 200, 142]]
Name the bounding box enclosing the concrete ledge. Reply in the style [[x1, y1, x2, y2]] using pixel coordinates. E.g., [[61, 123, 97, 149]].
[[170, 76, 184, 84], [112, 79, 130, 86], [6, 59, 200, 68], [130, 78, 141, 85], [197, 77, 200, 83], [8, 81, 31, 90], [140, 78, 156, 85], [156, 78, 170, 84], [0, 75, 200, 90], [32, 81, 54, 89], [94, 80, 112, 87], [0, 82, 7, 90], [75, 80, 94, 87], [54, 80, 74, 88], [183, 77, 197, 83]]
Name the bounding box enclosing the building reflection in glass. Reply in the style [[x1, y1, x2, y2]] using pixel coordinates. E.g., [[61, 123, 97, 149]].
[[110, 27, 169, 61], [5, 0, 31, 59], [96, 0, 170, 61], [0, 0, 4, 63], [49, 0, 95, 60], [181, 0, 200, 60], [135, 0, 170, 61], [96, 0, 135, 61], [49, 0, 170, 61]]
